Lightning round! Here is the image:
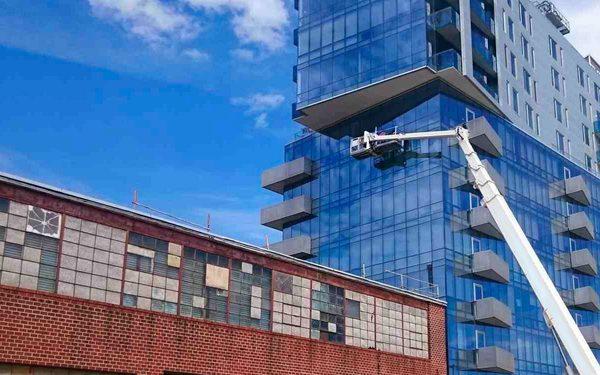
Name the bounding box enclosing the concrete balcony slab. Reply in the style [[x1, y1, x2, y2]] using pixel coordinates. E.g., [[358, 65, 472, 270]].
[[473, 297, 512, 328], [261, 196, 313, 230], [269, 235, 312, 260], [262, 157, 313, 194]]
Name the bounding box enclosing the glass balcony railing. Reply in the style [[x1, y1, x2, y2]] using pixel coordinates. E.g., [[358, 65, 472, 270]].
[[471, 1, 495, 35], [472, 41, 497, 73], [474, 75, 499, 101], [594, 119, 600, 134], [428, 6, 461, 31], [429, 49, 463, 72]]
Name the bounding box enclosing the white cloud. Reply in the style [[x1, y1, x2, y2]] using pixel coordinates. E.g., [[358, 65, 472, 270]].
[[231, 47, 256, 61], [231, 92, 285, 130], [183, 0, 289, 51], [182, 48, 210, 61], [231, 93, 285, 113], [254, 112, 269, 129], [87, 0, 289, 67], [88, 0, 201, 45], [553, 1, 600, 60]]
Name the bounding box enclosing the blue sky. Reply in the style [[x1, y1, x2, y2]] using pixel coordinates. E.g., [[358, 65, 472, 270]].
[[0, 0, 595, 245], [0, 0, 300, 245]]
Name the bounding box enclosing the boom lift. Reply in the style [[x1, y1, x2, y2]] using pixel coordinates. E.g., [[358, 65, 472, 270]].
[[350, 125, 600, 374]]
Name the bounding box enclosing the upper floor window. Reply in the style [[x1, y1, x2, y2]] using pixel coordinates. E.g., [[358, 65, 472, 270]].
[[473, 283, 484, 301], [564, 167, 571, 179], [575, 312, 583, 326], [577, 66, 586, 88], [582, 124, 591, 146], [469, 193, 481, 209], [549, 37, 558, 60], [554, 99, 563, 123], [508, 17, 515, 41], [476, 330, 486, 349], [526, 103, 534, 129], [519, 2, 527, 27], [471, 238, 481, 253], [512, 88, 520, 114], [580, 95, 588, 117], [523, 68, 531, 94], [531, 47, 536, 68], [556, 130, 566, 154], [528, 15, 534, 35], [551, 68, 560, 91], [521, 36, 530, 61], [507, 0, 513, 8], [594, 83, 600, 102], [510, 52, 517, 77], [585, 155, 593, 171]]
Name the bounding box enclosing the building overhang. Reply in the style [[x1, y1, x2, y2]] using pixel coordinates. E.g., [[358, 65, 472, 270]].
[[293, 67, 504, 133]]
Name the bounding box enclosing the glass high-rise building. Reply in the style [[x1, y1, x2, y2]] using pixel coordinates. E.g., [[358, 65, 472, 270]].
[[261, 1, 600, 373]]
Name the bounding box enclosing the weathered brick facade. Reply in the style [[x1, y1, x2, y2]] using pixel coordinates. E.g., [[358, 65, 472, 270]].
[[0, 175, 447, 375]]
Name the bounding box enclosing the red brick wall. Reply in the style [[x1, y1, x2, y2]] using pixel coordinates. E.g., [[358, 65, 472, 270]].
[[0, 286, 447, 375]]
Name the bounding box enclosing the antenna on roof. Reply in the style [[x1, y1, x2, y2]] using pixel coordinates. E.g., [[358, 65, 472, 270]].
[[131, 189, 211, 233], [265, 235, 270, 250]]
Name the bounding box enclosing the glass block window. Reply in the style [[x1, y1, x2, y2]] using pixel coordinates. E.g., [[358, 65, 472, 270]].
[[205, 253, 229, 322], [179, 246, 228, 323], [311, 281, 345, 344], [272, 271, 311, 338], [402, 305, 429, 358], [344, 290, 375, 349], [0, 200, 60, 293], [0, 197, 9, 213], [58, 216, 126, 304], [124, 232, 180, 314], [229, 260, 272, 330], [375, 298, 404, 355]]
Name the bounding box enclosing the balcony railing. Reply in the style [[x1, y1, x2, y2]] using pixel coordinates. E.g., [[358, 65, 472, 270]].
[[429, 49, 463, 72], [471, 0, 495, 36], [474, 74, 499, 101], [594, 119, 600, 135], [472, 41, 497, 73], [428, 6, 461, 30]]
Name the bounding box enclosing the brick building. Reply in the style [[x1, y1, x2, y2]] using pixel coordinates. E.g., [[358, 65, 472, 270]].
[[0, 172, 447, 375]]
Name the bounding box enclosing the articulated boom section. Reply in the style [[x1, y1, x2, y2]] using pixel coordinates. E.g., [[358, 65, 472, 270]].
[[350, 125, 600, 374]]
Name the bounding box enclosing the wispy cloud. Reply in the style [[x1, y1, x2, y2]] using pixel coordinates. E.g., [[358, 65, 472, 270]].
[[230, 47, 259, 62], [182, 47, 210, 61], [88, 0, 289, 58], [231, 93, 285, 113], [89, 0, 201, 46], [184, 0, 289, 51], [254, 112, 269, 129], [554, 1, 600, 60], [231, 92, 285, 129]]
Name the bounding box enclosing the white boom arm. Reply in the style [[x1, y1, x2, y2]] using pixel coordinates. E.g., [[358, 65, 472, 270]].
[[351, 126, 600, 374]]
